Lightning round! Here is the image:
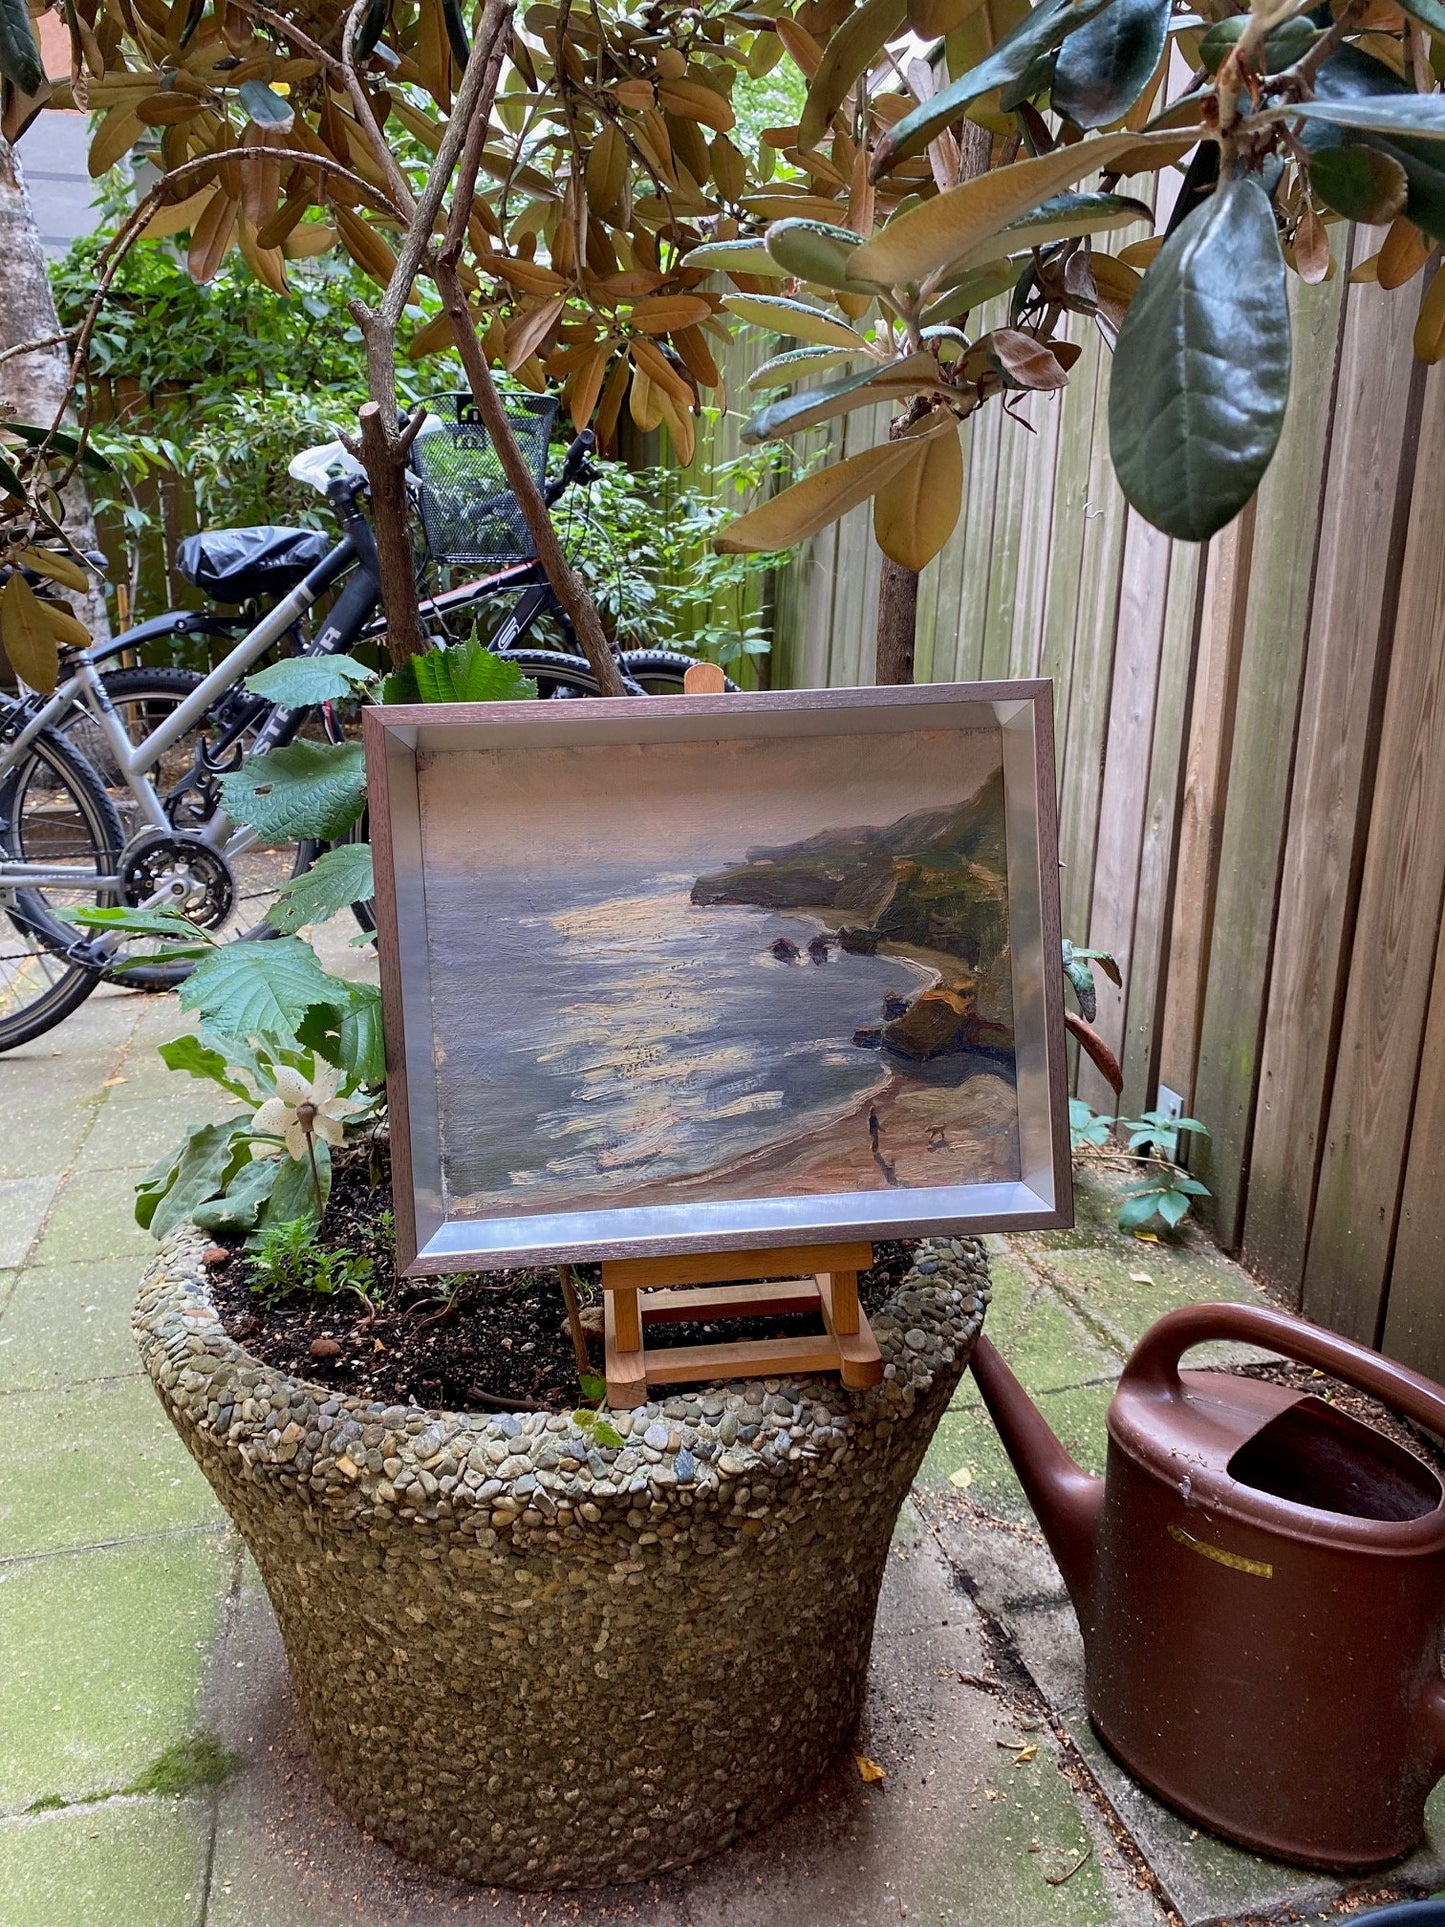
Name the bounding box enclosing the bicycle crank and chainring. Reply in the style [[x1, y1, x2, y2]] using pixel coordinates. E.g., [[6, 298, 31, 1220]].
[[119, 832, 236, 928]]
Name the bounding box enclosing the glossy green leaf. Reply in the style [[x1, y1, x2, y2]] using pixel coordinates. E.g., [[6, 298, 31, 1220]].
[[179, 935, 351, 1041], [0, 0, 43, 96], [920, 255, 1025, 325], [1291, 95, 1445, 143], [256, 1139, 330, 1231], [1398, 0, 1445, 34], [1308, 145, 1408, 225], [1307, 45, 1445, 244], [443, 0, 471, 67], [1109, 173, 1290, 543], [219, 739, 366, 841], [238, 79, 296, 129], [874, 0, 1113, 170], [243, 653, 375, 707], [742, 352, 939, 442], [266, 842, 375, 934], [1198, 14, 1317, 75], [1053, 0, 1170, 128]]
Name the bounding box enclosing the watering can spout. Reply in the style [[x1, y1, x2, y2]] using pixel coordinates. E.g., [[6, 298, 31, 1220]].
[[970, 1334, 1104, 1621]]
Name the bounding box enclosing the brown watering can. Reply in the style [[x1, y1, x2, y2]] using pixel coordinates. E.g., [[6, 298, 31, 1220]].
[[972, 1302, 1445, 1869]]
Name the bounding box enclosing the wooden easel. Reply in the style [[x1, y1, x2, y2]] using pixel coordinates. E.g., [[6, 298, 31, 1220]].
[[599, 662, 887, 1409]]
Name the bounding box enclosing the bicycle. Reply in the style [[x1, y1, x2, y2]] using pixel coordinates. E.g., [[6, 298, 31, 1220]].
[[0, 397, 735, 1051]]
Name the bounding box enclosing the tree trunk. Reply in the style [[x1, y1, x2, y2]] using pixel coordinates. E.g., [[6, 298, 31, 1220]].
[[0, 137, 110, 639], [874, 557, 920, 684]]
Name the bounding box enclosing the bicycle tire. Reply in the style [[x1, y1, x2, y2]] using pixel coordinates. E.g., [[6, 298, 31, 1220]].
[[617, 650, 740, 693], [67, 664, 325, 990], [0, 724, 121, 1052]]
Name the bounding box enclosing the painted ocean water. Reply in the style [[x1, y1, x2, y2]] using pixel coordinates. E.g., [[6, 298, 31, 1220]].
[[426, 867, 935, 1214]]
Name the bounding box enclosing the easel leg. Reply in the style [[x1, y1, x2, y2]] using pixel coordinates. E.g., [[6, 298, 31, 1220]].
[[604, 1288, 648, 1409]]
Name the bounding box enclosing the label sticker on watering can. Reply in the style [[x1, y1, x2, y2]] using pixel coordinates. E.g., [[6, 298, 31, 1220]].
[[1167, 1521, 1273, 1578]]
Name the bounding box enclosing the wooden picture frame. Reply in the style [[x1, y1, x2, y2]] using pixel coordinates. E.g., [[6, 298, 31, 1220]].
[[365, 682, 1072, 1275]]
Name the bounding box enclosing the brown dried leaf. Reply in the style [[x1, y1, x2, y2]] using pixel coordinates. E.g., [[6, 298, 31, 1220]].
[[0, 575, 62, 694], [1415, 266, 1445, 365], [658, 77, 735, 133], [1293, 207, 1331, 285], [187, 187, 239, 281], [1378, 216, 1429, 290], [872, 414, 963, 570], [504, 295, 567, 373], [627, 293, 714, 332]]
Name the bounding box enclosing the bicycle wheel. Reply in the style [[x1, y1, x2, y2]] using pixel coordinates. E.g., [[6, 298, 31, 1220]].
[[0, 725, 121, 1052], [616, 649, 739, 694], [62, 664, 329, 990]]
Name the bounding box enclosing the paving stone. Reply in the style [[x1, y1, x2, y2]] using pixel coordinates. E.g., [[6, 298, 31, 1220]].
[[0, 1799, 211, 1926], [952, 1252, 1121, 1410], [0, 1259, 147, 1394], [1023, 1234, 1262, 1354], [0, 1378, 222, 1557], [72, 1090, 241, 1175], [1068, 1716, 1445, 1926], [917, 1383, 1115, 1524], [0, 1100, 101, 1181], [0, 1177, 62, 1269], [0, 1534, 231, 1810], [31, 1168, 154, 1266]]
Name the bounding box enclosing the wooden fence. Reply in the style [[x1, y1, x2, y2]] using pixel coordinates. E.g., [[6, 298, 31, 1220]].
[[764, 225, 1445, 1376]]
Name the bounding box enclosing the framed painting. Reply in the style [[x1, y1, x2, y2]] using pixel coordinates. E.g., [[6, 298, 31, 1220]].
[[365, 682, 1072, 1274]]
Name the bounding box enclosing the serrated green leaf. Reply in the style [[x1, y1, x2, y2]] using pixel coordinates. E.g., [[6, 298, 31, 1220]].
[[179, 936, 350, 1041], [62, 903, 214, 942], [266, 843, 375, 935], [219, 739, 366, 842], [157, 1034, 256, 1104], [293, 980, 385, 1087], [379, 641, 539, 705], [244, 654, 375, 707], [592, 1418, 626, 1448], [875, 0, 1113, 169], [1109, 173, 1289, 543], [577, 1373, 607, 1402], [238, 78, 296, 128]]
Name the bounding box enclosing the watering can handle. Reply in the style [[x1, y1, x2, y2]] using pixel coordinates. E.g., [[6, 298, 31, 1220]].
[[1120, 1301, 1445, 1443]]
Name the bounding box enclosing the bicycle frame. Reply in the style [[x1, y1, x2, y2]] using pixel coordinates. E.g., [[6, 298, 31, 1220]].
[[0, 513, 374, 896]]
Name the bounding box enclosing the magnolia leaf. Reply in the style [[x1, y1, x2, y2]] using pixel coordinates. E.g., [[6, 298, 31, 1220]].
[[14, 546, 89, 591], [872, 417, 964, 570], [743, 352, 940, 441], [875, 0, 1114, 171], [266, 843, 375, 934], [1109, 173, 1289, 543], [1307, 45, 1445, 246], [910, 0, 993, 29], [852, 133, 1143, 286], [1291, 95, 1445, 143], [685, 238, 785, 276], [747, 344, 872, 389], [237, 79, 295, 129], [1416, 266, 1445, 364], [920, 256, 1025, 325], [179, 936, 351, 1041], [0, 0, 43, 96], [765, 218, 882, 291], [243, 654, 375, 707], [1053, 0, 1171, 129], [0, 574, 61, 694], [1293, 208, 1331, 284], [722, 294, 866, 348], [1308, 146, 1408, 225], [715, 434, 933, 553], [799, 0, 909, 152], [976, 327, 1070, 388], [219, 739, 366, 842], [1379, 215, 1431, 289], [1399, 0, 1445, 32], [951, 191, 1152, 274]]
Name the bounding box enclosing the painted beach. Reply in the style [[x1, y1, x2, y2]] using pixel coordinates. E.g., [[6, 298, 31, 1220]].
[[415, 726, 1020, 1223]]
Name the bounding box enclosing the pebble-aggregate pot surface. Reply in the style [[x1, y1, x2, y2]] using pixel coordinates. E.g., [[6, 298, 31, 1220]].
[[6, 973, 1445, 1923]]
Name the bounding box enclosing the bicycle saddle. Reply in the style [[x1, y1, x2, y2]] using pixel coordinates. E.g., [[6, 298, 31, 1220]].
[[177, 527, 330, 603]]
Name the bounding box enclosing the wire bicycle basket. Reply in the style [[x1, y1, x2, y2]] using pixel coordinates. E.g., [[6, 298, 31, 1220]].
[[409, 392, 559, 567]]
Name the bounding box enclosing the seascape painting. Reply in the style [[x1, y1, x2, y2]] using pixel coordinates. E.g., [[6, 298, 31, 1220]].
[[414, 720, 1024, 1233]]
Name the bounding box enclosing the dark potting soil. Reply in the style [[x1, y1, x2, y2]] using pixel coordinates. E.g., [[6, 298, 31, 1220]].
[[209, 1138, 922, 1415]]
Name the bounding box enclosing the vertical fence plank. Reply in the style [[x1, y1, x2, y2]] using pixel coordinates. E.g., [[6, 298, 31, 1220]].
[[1381, 907, 1445, 1371], [1075, 510, 1174, 1113], [1243, 266, 1423, 1299], [1302, 358, 1445, 1344], [1189, 272, 1344, 1244], [1118, 539, 1203, 1116], [1007, 375, 1066, 680]]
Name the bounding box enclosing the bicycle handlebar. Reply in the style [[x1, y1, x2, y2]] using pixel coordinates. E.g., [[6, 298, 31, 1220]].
[[544, 430, 598, 506]]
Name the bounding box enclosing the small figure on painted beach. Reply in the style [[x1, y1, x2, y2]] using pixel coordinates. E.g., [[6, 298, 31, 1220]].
[[868, 1104, 880, 1154], [927, 1127, 948, 1153]]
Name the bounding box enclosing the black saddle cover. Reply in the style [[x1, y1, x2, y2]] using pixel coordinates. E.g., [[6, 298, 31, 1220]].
[[176, 527, 329, 603]]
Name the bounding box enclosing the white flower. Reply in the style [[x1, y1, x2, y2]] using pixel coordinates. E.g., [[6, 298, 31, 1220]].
[[251, 1064, 359, 1161]]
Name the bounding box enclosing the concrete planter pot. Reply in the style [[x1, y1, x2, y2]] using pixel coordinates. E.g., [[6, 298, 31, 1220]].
[[135, 1229, 989, 1889]]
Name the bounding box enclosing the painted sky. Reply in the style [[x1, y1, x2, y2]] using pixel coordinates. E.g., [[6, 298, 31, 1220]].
[[416, 723, 1004, 875]]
